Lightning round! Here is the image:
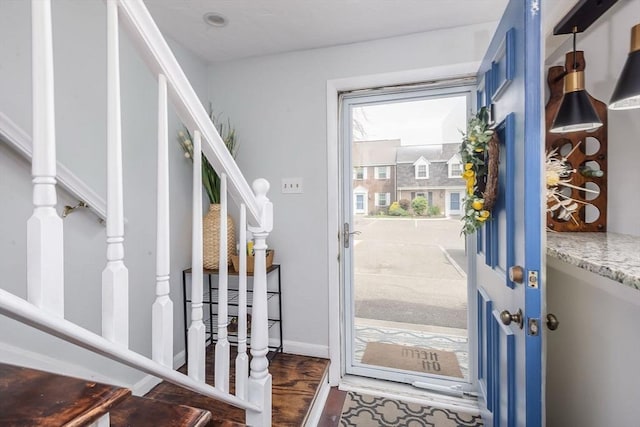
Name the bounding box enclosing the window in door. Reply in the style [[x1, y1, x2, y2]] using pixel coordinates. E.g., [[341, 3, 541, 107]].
[[450, 192, 461, 211]]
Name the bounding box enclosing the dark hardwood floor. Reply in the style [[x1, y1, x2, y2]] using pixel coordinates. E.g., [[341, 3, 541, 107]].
[[145, 348, 329, 426], [317, 387, 347, 427]]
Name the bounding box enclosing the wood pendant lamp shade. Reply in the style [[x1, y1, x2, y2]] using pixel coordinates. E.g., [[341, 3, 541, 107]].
[[545, 51, 608, 232]]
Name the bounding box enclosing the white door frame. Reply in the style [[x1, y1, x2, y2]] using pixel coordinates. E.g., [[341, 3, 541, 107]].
[[326, 63, 480, 385]]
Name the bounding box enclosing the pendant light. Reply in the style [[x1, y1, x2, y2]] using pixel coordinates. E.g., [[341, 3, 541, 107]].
[[609, 23, 640, 110], [550, 29, 603, 134]]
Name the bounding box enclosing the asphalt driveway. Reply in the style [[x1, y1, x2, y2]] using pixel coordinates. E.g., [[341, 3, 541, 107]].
[[352, 217, 468, 329]]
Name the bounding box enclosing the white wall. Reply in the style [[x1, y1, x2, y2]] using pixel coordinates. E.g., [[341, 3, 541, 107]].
[[207, 23, 495, 353], [546, 257, 640, 426], [545, 0, 640, 236], [0, 0, 209, 385]]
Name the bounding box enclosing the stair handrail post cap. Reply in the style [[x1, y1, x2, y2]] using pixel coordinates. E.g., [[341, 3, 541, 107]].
[[252, 178, 273, 233]]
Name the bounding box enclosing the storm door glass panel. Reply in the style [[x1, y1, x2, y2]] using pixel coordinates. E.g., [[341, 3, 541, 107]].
[[342, 86, 474, 388]]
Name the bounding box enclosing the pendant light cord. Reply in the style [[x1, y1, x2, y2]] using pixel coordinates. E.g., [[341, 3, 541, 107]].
[[572, 27, 578, 70]]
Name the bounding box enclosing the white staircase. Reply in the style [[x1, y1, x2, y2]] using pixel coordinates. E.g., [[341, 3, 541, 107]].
[[0, 0, 273, 425]]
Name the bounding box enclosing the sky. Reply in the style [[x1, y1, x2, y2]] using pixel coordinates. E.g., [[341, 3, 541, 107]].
[[352, 95, 467, 146]]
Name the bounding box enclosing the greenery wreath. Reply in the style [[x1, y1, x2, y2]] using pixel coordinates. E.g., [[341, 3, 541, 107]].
[[459, 106, 499, 235]]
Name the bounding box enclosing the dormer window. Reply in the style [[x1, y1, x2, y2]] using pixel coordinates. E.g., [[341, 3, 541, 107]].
[[447, 154, 463, 178], [413, 157, 429, 179]]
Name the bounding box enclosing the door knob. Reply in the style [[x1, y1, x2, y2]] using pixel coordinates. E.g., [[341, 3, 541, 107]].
[[546, 313, 560, 331], [500, 309, 523, 329]]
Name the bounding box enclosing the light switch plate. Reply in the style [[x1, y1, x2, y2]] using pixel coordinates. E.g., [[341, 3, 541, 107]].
[[281, 177, 303, 194]]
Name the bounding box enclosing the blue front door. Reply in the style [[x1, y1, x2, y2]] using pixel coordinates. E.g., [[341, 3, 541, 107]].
[[472, 1, 543, 426]]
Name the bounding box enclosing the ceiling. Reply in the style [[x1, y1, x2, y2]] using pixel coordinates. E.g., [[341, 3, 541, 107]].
[[144, 0, 509, 64]]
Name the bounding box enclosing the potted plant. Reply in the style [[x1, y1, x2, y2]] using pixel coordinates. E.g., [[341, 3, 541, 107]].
[[178, 109, 238, 269]]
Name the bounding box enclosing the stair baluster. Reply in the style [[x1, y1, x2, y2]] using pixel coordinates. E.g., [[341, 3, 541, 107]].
[[247, 179, 273, 426], [152, 73, 173, 368], [235, 203, 249, 399], [27, 0, 64, 317], [215, 173, 231, 392], [188, 130, 206, 381], [102, 0, 129, 347]]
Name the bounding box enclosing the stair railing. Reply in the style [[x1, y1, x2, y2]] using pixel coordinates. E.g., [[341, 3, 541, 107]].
[[0, 0, 274, 425]]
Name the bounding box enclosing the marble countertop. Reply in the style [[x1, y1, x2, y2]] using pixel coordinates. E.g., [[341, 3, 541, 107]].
[[546, 232, 640, 289]]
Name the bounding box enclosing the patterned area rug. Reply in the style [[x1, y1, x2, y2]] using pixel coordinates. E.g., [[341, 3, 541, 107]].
[[340, 392, 483, 427]]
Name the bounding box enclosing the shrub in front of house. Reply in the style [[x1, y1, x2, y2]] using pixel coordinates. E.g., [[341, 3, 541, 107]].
[[398, 198, 411, 211], [411, 196, 428, 216], [388, 201, 408, 216], [427, 205, 441, 217]]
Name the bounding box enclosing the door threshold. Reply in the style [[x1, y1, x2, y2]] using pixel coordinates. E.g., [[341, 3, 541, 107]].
[[338, 375, 481, 415]]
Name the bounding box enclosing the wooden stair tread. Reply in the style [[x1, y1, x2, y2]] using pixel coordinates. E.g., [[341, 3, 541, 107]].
[[146, 351, 329, 426], [0, 363, 130, 427], [110, 395, 211, 427]]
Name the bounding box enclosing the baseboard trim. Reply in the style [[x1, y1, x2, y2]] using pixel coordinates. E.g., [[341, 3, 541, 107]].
[[283, 340, 329, 358], [132, 350, 186, 396]]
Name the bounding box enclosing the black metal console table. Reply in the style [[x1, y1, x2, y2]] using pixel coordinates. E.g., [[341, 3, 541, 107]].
[[182, 264, 283, 361]]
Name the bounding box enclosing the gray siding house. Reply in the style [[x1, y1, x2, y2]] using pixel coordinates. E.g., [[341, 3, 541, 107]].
[[396, 143, 465, 216]]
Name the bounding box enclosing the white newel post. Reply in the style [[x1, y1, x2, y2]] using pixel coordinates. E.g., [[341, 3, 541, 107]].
[[102, 0, 129, 347], [188, 131, 205, 381], [215, 174, 230, 392], [27, 0, 64, 317], [247, 179, 273, 426], [235, 204, 248, 399], [152, 74, 173, 367]]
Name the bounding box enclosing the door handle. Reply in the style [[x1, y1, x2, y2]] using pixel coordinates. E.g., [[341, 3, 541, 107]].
[[500, 309, 523, 329], [343, 222, 361, 248], [546, 313, 560, 331]]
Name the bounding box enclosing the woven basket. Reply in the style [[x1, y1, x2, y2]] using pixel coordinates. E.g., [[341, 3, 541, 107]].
[[231, 250, 274, 274], [203, 204, 236, 270]]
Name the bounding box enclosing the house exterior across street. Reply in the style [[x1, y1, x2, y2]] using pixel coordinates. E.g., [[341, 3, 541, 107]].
[[396, 143, 465, 216], [352, 139, 400, 215], [352, 141, 465, 217]]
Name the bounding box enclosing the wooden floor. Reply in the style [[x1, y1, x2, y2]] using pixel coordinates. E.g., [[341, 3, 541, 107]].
[[317, 387, 347, 427], [146, 348, 329, 426]]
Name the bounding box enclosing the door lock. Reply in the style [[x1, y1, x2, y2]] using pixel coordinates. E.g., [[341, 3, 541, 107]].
[[546, 313, 560, 331], [500, 308, 523, 329], [343, 222, 361, 248], [508, 265, 524, 284]]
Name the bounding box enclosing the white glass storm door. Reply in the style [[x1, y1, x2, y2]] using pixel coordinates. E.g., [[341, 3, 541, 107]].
[[340, 84, 476, 391]]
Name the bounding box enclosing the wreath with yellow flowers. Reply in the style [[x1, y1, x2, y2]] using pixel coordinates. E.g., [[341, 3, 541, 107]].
[[460, 106, 499, 235]]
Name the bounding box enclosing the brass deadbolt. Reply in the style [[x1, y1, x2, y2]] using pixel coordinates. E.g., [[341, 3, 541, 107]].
[[509, 265, 525, 284]]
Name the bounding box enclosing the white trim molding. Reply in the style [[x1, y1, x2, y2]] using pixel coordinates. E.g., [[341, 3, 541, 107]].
[[327, 62, 480, 385]]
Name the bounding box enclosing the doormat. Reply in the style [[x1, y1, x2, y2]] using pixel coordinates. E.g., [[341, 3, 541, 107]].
[[361, 342, 463, 378], [340, 392, 483, 426]]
